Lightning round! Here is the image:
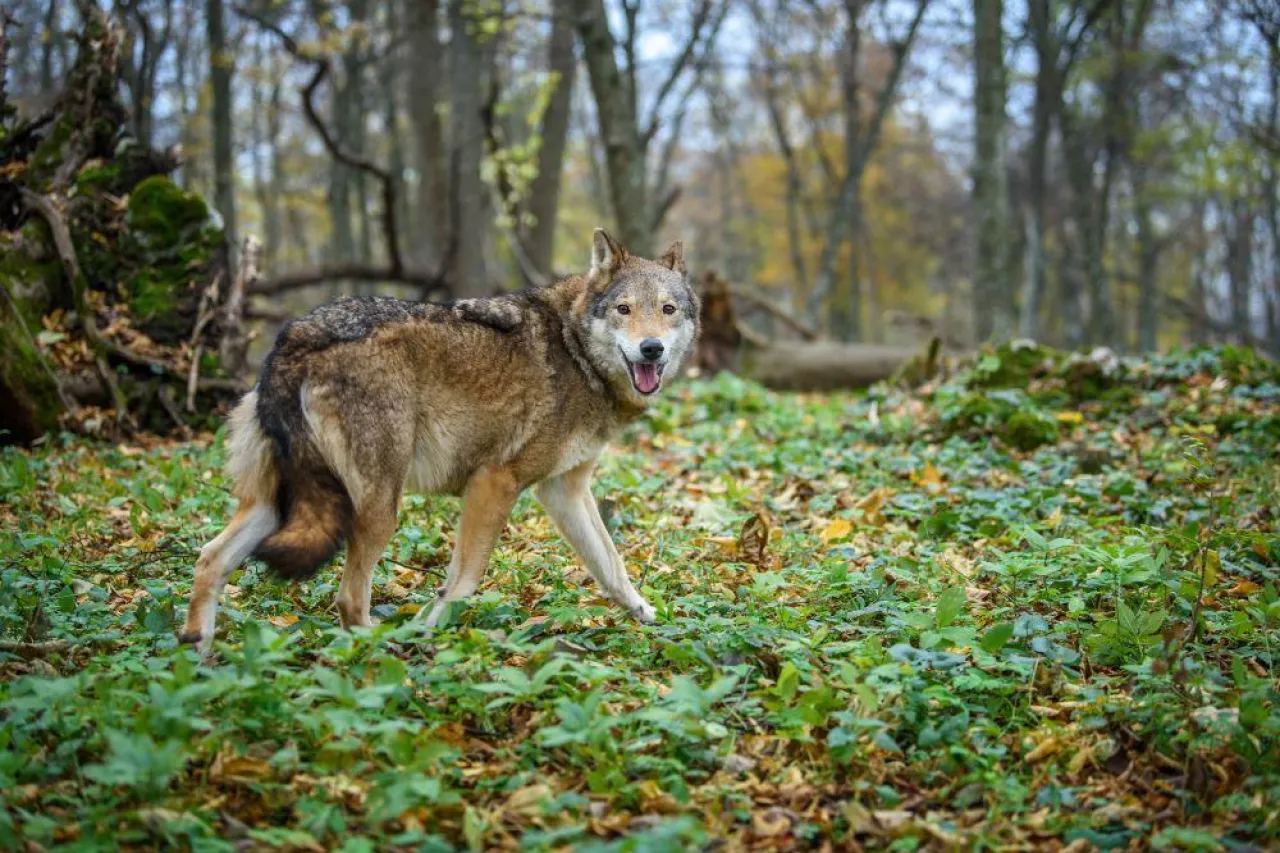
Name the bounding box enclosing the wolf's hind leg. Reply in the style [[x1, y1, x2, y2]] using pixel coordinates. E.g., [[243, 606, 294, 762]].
[[423, 466, 520, 627], [179, 500, 278, 652], [534, 463, 655, 623], [337, 498, 399, 629]]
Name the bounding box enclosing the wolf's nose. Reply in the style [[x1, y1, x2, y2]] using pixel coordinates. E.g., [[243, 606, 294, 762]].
[[639, 338, 664, 361]]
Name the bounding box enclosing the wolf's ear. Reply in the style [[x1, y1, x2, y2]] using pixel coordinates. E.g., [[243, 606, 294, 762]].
[[590, 228, 626, 276], [659, 240, 685, 274]]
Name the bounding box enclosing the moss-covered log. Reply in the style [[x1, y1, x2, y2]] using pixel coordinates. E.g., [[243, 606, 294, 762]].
[[0, 3, 243, 444]]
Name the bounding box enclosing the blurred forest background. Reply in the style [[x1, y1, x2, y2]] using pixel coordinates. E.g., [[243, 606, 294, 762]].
[[2, 0, 1278, 367]]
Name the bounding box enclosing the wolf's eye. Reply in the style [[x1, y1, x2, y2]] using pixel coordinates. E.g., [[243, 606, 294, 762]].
[[662, 304, 676, 315], [616, 305, 631, 315]]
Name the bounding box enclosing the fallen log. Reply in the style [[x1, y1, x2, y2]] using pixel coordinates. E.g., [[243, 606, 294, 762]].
[[739, 341, 925, 391], [692, 270, 942, 391]]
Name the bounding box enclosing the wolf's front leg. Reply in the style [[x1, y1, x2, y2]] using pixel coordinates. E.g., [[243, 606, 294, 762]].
[[423, 466, 520, 627], [535, 463, 656, 623]]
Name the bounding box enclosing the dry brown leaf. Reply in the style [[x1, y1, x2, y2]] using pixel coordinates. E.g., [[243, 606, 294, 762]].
[[739, 509, 774, 567]]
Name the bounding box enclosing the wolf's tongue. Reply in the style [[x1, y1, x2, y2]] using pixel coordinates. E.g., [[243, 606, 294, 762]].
[[633, 362, 660, 393]]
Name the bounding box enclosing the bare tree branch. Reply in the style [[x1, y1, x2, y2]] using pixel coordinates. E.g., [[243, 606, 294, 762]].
[[236, 5, 404, 277], [235, 4, 456, 299], [250, 264, 452, 298], [643, 0, 714, 143]]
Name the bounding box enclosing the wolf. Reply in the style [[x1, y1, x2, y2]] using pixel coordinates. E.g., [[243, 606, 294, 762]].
[[179, 229, 699, 652]]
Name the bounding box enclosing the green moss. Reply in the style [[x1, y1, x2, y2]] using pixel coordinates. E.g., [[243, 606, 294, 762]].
[[0, 310, 63, 444], [126, 176, 209, 251], [75, 163, 122, 193], [1001, 409, 1061, 451], [128, 269, 179, 321], [28, 114, 77, 188]]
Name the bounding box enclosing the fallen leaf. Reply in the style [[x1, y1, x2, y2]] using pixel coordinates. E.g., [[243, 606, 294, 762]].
[[1025, 737, 1060, 763], [819, 518, 852, 543], [751, 807, 794, 838], [911, 462, 945, 491], [739, 509, 773, 567]]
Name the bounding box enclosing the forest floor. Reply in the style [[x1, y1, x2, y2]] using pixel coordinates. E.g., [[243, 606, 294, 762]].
[[1, 346, 1278, 852]]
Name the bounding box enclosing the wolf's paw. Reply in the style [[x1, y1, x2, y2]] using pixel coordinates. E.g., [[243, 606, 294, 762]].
[[630, 600, 657, 624], [177, 630, 202, 646]]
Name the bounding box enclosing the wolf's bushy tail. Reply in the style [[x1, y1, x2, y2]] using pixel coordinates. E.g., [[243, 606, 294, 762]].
[[225, 390, 354, 580]]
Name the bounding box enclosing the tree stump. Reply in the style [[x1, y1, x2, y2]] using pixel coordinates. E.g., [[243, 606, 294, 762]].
[[0, 4, 244, 444]]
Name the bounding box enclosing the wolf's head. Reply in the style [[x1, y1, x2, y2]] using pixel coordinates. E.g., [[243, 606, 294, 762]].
[[575, 228, 699, 405]]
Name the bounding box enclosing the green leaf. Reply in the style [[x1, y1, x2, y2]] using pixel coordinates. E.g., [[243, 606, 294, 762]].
[[980, 623, 1014, 654], [934, 586, 967, 629]]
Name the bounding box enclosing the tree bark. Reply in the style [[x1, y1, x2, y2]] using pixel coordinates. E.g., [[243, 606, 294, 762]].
[[206, 0, 236, 248], [1133, 165, 1159, 351], [522, 0, 576, 283], [573, 0, 650, 254], [1020, 0, 1055, 341], [1226, 198, 1254, 341], [408, 0, 448, 271], [448, 0, 496, 296], [973, 0, 1013, 343]]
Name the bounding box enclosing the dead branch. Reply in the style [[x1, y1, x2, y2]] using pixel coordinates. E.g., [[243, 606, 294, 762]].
[[0, 639, 71, 659], [244, 305, 294, 323], [218, 235, 258, 377], [236, 6, 414, 283], [727, 285, 820, 341], [235, 6, 455, 300], [250, 264, 452, 299], [186, 271, 222, 412]]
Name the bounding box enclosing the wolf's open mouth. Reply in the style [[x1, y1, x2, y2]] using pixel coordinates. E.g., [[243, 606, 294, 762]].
[[627, 360, 665, 395]]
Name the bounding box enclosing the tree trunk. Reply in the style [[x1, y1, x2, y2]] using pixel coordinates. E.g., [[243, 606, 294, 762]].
[[448, 0, 495, 296], [522, 0, 576, 283], [1265, 44, 1280, 354], [408, 0, 447, 273], [1134, 166, 1159, 352], [1227, 198, 1254, 342], [972, 0, 1013, 343], [1059, 105, 1093, 350], [382, 1, 410, 273], [1020, 0, 1054, 342], [573, 0, 650, 254], [263, 70, 285, 270], [206, 0, 236, 248]]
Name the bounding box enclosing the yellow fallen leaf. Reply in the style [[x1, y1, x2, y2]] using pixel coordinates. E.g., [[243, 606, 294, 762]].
[[210, 752, 272, 782], [1228, 580, 1260, 596], [854, 488, 889, 527], [1025, 737, 1060, 763], [819, 518, 852, 543], [911, 462, 945, 490], [504, 783, 554, 817], [268, 612, 299, 628], [1055, 411, 1084, 424]]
